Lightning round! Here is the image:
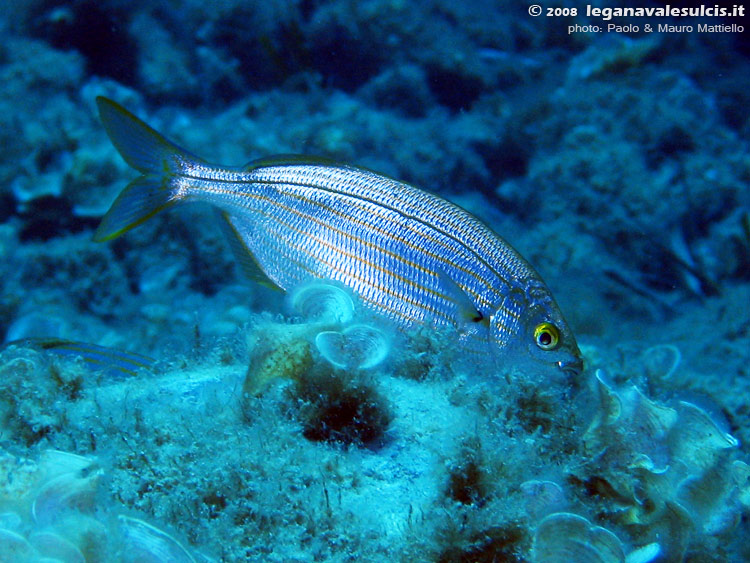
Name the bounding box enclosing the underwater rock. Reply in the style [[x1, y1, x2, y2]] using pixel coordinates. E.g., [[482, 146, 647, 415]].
[[567, 35, 660, 82], [733, 460, 750, 509], [577, 372, 746, 560], [5, 311, 68, 341], [359, 64, 435, 118], [0, 511, 22, 531], [129, 13, 198, 101], [0, 448, 211, 562], [0, 449, 106, 560], [65, 143, 124, 218], [11, 166, 67, 204]]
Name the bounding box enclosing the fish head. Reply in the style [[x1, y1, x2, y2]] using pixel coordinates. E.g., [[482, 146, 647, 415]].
[[489, 285, 583, 377]]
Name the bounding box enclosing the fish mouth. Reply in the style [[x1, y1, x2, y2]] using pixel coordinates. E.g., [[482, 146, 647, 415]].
[[558, 356, 584, 376]]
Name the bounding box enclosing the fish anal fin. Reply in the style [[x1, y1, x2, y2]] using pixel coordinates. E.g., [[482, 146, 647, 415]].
[[217, 211, 282, 291]]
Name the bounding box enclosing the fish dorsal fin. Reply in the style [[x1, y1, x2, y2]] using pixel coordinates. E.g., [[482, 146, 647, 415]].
[[216, 211, 282, 291], [436, 269, 485, 326], [243, 154, 343, 172]]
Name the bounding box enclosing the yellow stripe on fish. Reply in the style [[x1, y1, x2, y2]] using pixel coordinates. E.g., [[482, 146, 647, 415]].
[[94, 97, 583, 376]]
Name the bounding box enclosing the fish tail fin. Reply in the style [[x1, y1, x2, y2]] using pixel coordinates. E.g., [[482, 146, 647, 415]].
[[93, 176, 176, 242], [94, 97, 205, 242], [96, 96, 203, 174]]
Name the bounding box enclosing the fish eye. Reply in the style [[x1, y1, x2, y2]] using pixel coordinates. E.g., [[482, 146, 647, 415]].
[[534, 322, 560, 350]]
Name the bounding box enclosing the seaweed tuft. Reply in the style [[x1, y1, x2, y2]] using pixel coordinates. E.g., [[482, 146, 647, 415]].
[[447, 441, 486, 506], [297, 368, 392, 448], [437, 523, 528, 563]]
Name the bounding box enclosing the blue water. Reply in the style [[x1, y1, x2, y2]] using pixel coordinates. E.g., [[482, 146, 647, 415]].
[[0, 2, 748, 561]]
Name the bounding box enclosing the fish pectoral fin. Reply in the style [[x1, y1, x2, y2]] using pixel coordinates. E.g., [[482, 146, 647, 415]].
[[436, 268, 484, 326], [217, 211, 283, 291]]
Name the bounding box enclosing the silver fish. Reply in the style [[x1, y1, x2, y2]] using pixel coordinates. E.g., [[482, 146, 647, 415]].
[[95, 97, 582, 375]]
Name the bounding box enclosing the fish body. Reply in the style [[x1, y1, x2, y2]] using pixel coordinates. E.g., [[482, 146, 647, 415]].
[[4, 338, 157, 378], [95, 97, 582, 375]]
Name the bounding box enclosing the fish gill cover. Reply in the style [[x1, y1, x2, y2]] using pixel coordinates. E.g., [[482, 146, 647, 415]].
[[0, 1, 749, 562]]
